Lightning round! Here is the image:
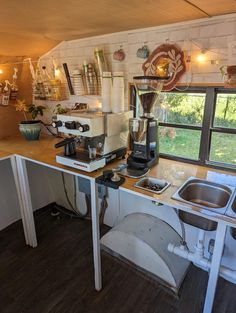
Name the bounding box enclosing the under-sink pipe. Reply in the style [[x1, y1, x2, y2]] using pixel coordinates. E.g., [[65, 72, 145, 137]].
[[168, 229, 236, 284], [194, 229, 205, 259], [168, 242, 211, 269]]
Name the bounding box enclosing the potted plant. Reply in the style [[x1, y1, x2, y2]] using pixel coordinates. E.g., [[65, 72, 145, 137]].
[[15, 99, 46, 140]]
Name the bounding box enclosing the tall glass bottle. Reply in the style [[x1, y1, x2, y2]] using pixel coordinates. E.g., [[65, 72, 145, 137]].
[[35, 66, 46, 100], [41, 66, 52, 100]]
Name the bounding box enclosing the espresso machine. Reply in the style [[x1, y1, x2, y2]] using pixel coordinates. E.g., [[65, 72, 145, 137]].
[[127, 76, 168, 173], [53, 110, 132, 172]]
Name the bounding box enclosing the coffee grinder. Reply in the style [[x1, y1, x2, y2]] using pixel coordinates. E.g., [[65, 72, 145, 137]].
[[127, 76, 167, 172]]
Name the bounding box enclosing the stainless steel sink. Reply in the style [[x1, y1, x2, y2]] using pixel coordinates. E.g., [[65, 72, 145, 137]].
[[232, 196, 236, 213], [225, 192, 236, 239], [172, 177, 235, 231], [172, 177, 234, 214], [178, 211, 217, 231]]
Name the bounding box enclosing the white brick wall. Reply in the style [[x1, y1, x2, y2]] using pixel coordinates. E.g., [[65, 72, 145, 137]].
[[39, 13, 236, 108]]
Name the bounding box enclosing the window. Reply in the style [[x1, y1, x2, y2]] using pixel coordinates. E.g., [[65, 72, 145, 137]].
[[209, 91, 236, 167], [131, 86, 236, 170]]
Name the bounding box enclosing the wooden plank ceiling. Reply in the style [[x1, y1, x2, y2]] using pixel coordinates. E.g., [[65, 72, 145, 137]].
[[0, 0, 236, 57]]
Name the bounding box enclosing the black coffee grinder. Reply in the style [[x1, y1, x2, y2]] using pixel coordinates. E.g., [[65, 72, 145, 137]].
[[127, 76, 167, 172]]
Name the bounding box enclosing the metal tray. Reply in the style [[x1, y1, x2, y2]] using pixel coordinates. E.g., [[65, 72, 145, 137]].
[[134, 177, 171, 194]]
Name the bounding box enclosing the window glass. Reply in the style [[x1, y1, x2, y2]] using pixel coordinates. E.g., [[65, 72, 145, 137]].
[[133, 85, 236, 169], [214, 94, 236, 129], [210, 132, 236, 165], [159, 126, 201, 160], [155, 92, 205, 126]]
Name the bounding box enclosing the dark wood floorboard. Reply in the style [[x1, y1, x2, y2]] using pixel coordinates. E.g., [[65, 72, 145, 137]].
[[0, 207, 236, 313]]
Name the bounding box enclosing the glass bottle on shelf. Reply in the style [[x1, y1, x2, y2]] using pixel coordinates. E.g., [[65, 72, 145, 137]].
[[72, 69, 85, 95], [88, 63, 99, 95], [41, 66, 52, 100], [83, 61, 89, 94], [35, 66, 46, 100], [83, 61, 99, 95]]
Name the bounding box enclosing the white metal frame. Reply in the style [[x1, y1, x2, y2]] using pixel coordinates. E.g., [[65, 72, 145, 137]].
[[9, 154, 102, 290], [14, 156, 37, 247], [90, 179, 102, 291], [119, 187, 234, 313], [203, 222, 227, 313], [1, 153, 234, 312], [10, 155, 30, 245]]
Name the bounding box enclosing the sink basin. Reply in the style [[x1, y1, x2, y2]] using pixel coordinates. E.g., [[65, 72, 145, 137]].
[[231, 196, 236, 213], [226, 193, 236, 239], [172, 177, 234, 214], [172, 177, 235, 231], [178, 211, 217, 231], [225, 190, 236, 218]]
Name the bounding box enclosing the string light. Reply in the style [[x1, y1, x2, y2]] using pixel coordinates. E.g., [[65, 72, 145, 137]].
[[54, 68, 61, 77], [197, 49, 207, 64]]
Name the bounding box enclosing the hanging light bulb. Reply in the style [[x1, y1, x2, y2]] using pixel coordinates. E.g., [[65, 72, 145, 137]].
[[54, 67, 60, 78], [0, 69, 3, 74], [197, 49, 207, 63]]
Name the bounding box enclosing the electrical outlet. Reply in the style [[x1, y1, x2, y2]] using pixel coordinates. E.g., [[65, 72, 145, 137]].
[[77, 176, 108, 199], [98, 184, 108, 199], [77, 176, 90, 195]]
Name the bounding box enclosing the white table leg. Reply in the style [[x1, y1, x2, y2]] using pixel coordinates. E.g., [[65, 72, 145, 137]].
[[90, 178, 102, 291], [15, 156, 37, 248], [10, 155, 29, 245], [203, 222, 227, 313]]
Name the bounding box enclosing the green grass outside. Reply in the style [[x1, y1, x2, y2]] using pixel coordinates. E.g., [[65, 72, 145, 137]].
[[159, 128, 236, 165]]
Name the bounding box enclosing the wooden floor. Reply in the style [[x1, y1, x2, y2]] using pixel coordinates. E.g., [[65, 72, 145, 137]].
[[1, 207, 236, 313]]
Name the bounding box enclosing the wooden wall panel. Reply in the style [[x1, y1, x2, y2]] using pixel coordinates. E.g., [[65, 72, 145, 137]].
[[0, 56, 34, 139]]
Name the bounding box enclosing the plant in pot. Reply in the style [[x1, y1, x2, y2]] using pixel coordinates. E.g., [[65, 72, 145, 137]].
[[15, 99, 46, 140]]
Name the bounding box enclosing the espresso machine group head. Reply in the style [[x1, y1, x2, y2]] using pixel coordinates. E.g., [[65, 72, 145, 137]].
[[127, 76, 168, 171]]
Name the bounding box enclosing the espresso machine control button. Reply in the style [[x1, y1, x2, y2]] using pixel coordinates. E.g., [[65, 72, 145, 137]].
[[52, 120, 63, 128], [65, 121, 77, 129], [78, 124, 90, 132]]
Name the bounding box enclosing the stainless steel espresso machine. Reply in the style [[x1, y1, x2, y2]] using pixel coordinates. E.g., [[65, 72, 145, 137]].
[[53, 110, 132, 172], [127, 76, 168, 174]]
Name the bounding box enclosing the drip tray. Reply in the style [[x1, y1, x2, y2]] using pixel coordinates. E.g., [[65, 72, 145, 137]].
[[134, 177, 170, 194], [119, 167, 150, 178]]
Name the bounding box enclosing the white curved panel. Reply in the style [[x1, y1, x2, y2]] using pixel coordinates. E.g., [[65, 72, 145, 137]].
[[101, 213, 190, 292]]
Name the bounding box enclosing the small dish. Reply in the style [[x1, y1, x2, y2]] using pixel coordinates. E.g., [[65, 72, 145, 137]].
[[134, 177, 170, 194]]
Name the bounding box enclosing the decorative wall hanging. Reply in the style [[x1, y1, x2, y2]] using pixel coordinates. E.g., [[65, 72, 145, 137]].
[[113, 47, 125, 61], [0, 80, 11, 106], [220, 65, 236, 88], [137, 45, 149, 59], [10, 68, 18, 100], [142, 43, 186, 91]]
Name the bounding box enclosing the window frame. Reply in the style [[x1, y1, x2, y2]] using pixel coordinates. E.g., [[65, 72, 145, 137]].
[[130, 84, 236, 171]]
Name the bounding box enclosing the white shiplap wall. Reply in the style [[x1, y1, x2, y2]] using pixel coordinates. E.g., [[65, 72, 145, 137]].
[[39, 13, 236, 110]]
